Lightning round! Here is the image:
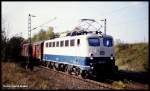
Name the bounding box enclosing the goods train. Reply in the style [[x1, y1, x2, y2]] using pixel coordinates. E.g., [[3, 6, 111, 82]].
[[21, 19, 118, 78]]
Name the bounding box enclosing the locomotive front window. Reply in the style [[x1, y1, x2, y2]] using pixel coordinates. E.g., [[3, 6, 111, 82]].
[[88, 38, 100, 46], [103, 37, 113, 47]]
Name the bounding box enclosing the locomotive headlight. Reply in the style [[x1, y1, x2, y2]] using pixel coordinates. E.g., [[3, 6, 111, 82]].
[[91, 66, 94, 69], [110, 54, 114, 60], [89, 53, 94, 60], [110, 56, 113, 60], [90, 57, 93, 60]]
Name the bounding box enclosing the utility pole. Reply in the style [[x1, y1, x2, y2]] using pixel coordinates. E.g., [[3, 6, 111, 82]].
[[27, 14, 36, 70], [28, 14, 31, 44], [104, 19, 106, 35], [27, 14, 56, 70], [28, 14, 36, 44], [100, 19, 107, 35]]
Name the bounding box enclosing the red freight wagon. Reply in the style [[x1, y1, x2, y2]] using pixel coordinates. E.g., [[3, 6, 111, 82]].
[[32, 41, 44, 61], [21, 43, 30, 57]]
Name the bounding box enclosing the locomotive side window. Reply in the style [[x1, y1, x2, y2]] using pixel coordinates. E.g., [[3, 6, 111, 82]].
[[70, 39, 75, 46], [77, 39, 80, 46], [103, 37, 113, 47], [65, 40, 69, 47], [88, 38, 100, 46], [49, 42, 51, 47], [56, 41, 59, 47], [60, 41, 64, 47], [53, 42, 55, 47], [46, 43, 48, 47]]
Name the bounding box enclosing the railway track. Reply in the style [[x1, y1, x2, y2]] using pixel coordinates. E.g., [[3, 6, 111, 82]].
[[34, 65, 148, 90], [39, 66, 115, 89], [19, 61, 148, 90]]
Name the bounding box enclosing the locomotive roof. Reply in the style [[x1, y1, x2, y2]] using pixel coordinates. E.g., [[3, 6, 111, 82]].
[[44, 33, 113, 42]]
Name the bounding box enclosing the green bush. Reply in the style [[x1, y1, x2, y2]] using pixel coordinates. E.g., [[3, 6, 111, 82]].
[[115, 43, 149, 72]]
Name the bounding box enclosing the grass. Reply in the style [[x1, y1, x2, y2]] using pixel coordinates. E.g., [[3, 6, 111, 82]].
[[111, 80, 126, 89], [2, 61, 27, 89], [115, 43, 149, 72], [1, 61, 50, 90]]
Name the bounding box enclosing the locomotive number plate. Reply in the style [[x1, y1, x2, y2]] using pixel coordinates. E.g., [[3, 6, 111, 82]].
[[100, 51, 105, 55]]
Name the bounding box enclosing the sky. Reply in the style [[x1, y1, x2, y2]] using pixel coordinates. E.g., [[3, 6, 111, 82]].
[[2, 1, 149, 43]]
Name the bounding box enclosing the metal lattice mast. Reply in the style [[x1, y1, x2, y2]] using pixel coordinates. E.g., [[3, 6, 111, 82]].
[[28, 14, 31, 44], [104, 19, 106, 35], [100, 19, 107, 35]]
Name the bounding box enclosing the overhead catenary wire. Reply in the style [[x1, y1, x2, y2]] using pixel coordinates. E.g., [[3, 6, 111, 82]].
[[31, 17, 57, 31], [103, 2, 146, 18], [104, 3, 147, 27]]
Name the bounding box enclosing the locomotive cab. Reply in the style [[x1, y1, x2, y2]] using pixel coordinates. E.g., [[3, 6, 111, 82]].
[[86, 34, 118, 77]]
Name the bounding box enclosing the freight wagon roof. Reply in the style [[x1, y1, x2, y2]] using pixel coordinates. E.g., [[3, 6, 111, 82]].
[[32, 41, 44, 45]]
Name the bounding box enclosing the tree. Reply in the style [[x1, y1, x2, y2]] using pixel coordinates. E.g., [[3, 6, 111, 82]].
[[46, 26, 55, 39], [1, 16, 9, 60], [7, 36, 24, 60], [115, 39, 122, 45], [1, 30, 7, 59], [31, 26, 55, 42], [38, 29, 47, 41], [31, 34, 38, 42]]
